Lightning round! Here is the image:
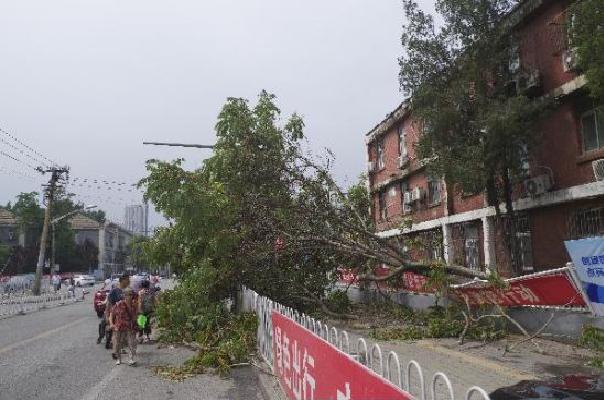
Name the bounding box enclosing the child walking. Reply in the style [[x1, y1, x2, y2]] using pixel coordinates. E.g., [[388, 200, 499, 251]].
[[108, 287, 138, 366]]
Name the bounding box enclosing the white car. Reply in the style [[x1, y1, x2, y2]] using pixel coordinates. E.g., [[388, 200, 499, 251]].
[[73, 275, 95, 287]]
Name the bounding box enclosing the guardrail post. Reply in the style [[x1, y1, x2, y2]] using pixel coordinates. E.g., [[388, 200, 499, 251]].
[[406, 360, 426, 400], [432, 372, 455, 400]]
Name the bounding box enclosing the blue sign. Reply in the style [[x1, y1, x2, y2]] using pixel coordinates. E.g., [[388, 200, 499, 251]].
[[565, 236, 604, 316]]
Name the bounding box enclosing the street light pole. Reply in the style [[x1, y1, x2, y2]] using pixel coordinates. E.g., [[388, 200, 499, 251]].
[[142, 141, 214, 149]]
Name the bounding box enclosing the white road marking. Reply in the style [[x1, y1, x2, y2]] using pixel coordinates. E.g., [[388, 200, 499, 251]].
[[81, 365, 121, 400], [0, 317, 88, 354]]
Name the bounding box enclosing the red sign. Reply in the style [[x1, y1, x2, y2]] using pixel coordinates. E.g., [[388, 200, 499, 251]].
[[401, 271, 431, 293], [272, 311, 412, 400], [337, 267, 432, 293], [453, 272, 586, 307]]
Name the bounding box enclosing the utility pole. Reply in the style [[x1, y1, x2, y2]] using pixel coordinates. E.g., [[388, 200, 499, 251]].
[[32, 167, 69, 296]]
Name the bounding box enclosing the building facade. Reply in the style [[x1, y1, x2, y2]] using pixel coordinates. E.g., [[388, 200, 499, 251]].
[[70, 214, 134, 276], [123, 204, 148, 236], [0, 209, 23, 248], [366, 0, 604, 277]]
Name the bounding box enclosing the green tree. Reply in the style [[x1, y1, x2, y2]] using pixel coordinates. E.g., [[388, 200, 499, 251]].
[[399, 0, 550, 275], [10, 192, 44, 240], [127, 235, 152, 271], [142, 92, 485, 332], [570, 0, 604, 103]]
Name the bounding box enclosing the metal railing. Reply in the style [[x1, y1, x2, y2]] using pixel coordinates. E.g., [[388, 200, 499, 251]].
[[240, 287, 491, 400], [0, 279, 85, 318]]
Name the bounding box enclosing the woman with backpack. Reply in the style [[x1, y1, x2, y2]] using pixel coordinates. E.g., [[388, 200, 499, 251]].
[[137, 280, 157, 343]]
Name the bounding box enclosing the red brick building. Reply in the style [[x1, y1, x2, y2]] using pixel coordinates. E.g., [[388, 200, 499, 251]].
[[366, 0, 604, 277]]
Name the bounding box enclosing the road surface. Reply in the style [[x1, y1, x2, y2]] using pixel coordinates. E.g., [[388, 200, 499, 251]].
[[0, 286, 263, 400]]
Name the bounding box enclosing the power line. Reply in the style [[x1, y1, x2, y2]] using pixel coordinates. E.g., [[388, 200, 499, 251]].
[[0, 149, 39, 171], [0, 126, 57, 167], [0, 136, 47, 168], [71, 176, 139, 186]]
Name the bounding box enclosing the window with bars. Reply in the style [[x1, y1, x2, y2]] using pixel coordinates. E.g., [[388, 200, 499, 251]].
[[581, 108, 604, 152], [428, 177, 442, 206], [417, 230, 443, 262], [464, 225, 480, 270], [378, 190, 387, 221], [398, 126, 408, 157], [400, 180, 411, 214], [569, 207, 604, 239], [377, 138, 385, 169], [514, 215, 534, 272]]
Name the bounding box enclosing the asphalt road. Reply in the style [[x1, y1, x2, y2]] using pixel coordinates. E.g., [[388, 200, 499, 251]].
[[0, 287, 263, 400]]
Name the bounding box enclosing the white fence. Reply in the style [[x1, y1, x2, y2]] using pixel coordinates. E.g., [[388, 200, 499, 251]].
[[0, 279, 85, 318], [240, 287, 491, 400]]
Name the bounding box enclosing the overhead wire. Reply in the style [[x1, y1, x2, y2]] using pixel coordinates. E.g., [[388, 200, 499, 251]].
[[0, 126, 58, 167], [0, 149, 39, 171], [0, 136, 47, 169]]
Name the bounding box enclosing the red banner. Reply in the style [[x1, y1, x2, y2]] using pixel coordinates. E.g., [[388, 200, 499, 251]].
[[337, 267, 432, 293], [401, 271, 431, 293], [452, 272, 586, 307], [272, 311, 412, 400]]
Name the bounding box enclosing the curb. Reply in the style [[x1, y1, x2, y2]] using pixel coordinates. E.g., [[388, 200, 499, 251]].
[[252, 360, 285, 400]]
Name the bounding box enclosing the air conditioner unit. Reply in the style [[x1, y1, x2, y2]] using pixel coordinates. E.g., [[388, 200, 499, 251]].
[[412, 186, 423, 201], [593, 159, 604, 181], [524, 174, 552, 196], [403, 191, 413, 204], [516, 69, 541, 94], [562, 48, 579, 72], [367, 160, 377, 173], [399, 155, 410, 169]]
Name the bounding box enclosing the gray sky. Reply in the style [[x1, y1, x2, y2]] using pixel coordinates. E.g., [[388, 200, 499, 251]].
[[0, 0, 413, 228]]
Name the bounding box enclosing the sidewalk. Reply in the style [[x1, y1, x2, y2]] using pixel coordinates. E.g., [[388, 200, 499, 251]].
[[84, 343, 264, 400], [330, 322, 600, 399]]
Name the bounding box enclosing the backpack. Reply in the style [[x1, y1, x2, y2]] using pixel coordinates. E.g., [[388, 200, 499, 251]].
[[140, 290, 155, 314]]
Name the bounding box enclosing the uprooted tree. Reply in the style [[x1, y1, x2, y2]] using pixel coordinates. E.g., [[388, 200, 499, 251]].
[[141, 91, 487, 318]]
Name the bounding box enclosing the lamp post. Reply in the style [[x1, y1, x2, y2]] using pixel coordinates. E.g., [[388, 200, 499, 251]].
[[51, 205, 97, 272]]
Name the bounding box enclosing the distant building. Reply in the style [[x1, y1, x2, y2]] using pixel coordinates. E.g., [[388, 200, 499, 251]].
[[70, 214, 134, 276], [124, 203, 148, 236], [0, 209, 24, 247]]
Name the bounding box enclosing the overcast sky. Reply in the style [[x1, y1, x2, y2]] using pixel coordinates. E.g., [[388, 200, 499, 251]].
[[0, 0, 423, 228]]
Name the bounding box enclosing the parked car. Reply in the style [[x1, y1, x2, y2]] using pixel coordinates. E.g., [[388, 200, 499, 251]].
[[490, 375, 604, 399], [74, 274, 95, 287]]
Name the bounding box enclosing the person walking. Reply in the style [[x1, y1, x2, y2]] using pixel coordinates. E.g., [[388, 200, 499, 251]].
[[104, 273, 130, 354], [67, 278, 76, 301], [137, 280, 157, 343], [51, 274, 60, 292], [108, 287, 137, 366]]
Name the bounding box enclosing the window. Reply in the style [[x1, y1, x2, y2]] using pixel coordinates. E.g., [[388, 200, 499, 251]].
[[569, 207, 604, 239], [400, 180, 411, 214], [508, 43, 520, 74], [464, 225, 480, 270], [581, 108, 604, 152], [515, 216, 533, 272], [398, 126, 408, 157], [378, 190, 387, 220], [377, 138, 385, 169], [519, 143, 530, 175], [7, 230, 14, 241], [516, 233, 533, 272], [427, 177, 442, 206]]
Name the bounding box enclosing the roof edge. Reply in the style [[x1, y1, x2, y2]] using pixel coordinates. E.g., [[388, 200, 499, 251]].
[[365, 102, 409, 144]]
